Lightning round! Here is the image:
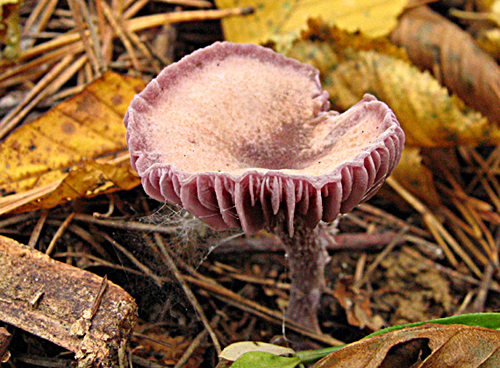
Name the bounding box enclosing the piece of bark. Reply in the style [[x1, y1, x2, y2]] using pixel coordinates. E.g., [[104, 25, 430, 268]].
[[0, 235, 137, 367]]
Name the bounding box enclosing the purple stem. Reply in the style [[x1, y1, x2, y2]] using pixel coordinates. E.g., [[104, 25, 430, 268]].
[[274, 216, 329, 333]]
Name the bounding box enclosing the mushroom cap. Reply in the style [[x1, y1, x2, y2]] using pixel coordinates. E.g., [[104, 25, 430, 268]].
[[125, 42, 405, 234]]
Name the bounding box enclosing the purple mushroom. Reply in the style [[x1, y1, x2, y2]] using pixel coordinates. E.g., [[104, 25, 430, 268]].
[[124, 42, 404, 333]]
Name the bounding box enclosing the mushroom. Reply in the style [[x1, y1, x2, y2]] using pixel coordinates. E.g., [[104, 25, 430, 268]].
[[124, 42, 405, 333]]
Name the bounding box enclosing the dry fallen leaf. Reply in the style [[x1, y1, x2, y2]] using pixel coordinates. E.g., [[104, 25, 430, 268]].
[[332, 278, 385, 331], [391, 147, 441, 208], [391, 6, 500, 126], [285, 36, 500, 147], [312, 323, 500, 368], [0, 235, 137, 367], [215, 0, 407, 44], [0, 71, 144, 215]]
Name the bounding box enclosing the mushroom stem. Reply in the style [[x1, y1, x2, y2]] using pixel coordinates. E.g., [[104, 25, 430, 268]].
[[275, 215, 329, 333]]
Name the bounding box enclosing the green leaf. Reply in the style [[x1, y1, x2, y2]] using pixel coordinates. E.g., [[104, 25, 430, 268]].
[[231, 351, 302, 368], [219, 341, 295, 361], [366, 312, 500, 338]]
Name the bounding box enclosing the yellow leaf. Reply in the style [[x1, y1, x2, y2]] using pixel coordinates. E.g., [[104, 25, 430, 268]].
[[284, 34, 500, 147], [391, 147, 441, 208], [215, 0, 407, 44], [0, 71, 145, 215], [328, 50, 500, 147]]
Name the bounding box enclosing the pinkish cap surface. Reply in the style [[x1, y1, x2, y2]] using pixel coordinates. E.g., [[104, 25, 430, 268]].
[[124, 42, 405, 234]]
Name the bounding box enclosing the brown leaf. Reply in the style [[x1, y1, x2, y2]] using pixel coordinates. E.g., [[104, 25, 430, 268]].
[[0, 235, 137, 367], [332, 278, 384, 331], [391, 6, 500, 125], [0, 71, 144, 215], [312, 323, 500, 368]]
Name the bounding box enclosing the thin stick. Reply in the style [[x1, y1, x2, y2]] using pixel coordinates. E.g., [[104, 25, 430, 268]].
[[0, 54, 87, 139], [456, 291, 475, 315], [22, 0, 51, 37], [45, 212, 75, 256], [67, 0, 101, 76], [99, 0, 116, 63], [123, 0, 149, 20], [470, 262, 495, 313], [28, 210, 49, 249], [480, 177, 500, 216], [69, 213, 179, 233], [1, 6, 250, 68], [353, 226, 408, 290], [63, 223, 112, 260], [465, 147, 500, 202], [91, 275, 108, 317], [0, 54, 74, 138], [0, 213, 34, 228], [101, 1, 140, 71], [386, 176, 482, 277], [174, 315, 220, 368], [152, 233, 222, 355], [42, 84, 86, 105], [0, 31, 81, 66], [440, 205, 478, 238], [21, 0, 59, 51], [156, 0, 213, 7], [126, 7, 253, 32], [464, 201, 497, 262], [75, 0, 106, 72], [353, 252, 367, 289], [358, 203, 430, 238], [452, 226, 490, 267], [0, 41, 84, 85], [450, 197, 483, 238], [43, 54, 88, 95], [54, 251, 147, 276], [104, 234, 164, 287]]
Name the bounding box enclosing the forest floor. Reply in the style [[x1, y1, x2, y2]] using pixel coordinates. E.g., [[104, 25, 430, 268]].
[[1, 1, 500, 367]]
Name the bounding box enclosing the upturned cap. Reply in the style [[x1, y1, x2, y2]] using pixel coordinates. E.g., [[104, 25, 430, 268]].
[[124, 42, 405, 234]]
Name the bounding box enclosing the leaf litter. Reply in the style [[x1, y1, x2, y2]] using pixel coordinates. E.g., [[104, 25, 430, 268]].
[[0, 71, 144, 215], [3, 0, 500, 366]]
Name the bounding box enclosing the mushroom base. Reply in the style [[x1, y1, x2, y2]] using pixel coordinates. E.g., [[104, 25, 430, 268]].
[[275, 216, 330, 333]]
